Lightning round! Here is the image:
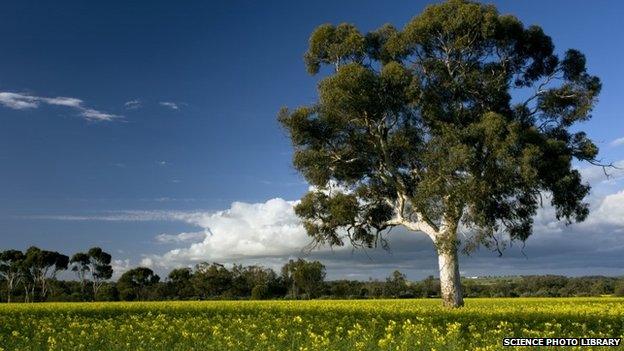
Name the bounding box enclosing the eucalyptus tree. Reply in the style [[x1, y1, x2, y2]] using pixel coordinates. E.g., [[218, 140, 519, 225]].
[[0, 250, 25, 302], [191, 262, 233, 298], [281, 259, 326, 299], [167, 267, 195, 299], [70, 252, 91, 295], [117, 267, 160, 301], [23, 246, 69, 301], [87, 247, 113, 299], [279, 0, 602, 307]]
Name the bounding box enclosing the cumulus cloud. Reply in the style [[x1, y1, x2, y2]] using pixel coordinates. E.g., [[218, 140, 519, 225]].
[[111, 259, 132, 279], [588, 191, 624, 227], [0, 91, 120, 121], [140, 257, 154, 267], [32, 181, 624, 278], [143, 198, 313, 268], [159, 101, 179, 110]]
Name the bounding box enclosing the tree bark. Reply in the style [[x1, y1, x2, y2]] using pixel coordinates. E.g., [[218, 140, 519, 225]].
[[437, 244, 464, 307]]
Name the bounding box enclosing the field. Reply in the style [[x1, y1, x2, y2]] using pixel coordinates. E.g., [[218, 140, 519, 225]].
[[0, 298, 623, 350]]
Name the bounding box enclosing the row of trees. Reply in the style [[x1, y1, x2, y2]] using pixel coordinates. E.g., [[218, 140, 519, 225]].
[[0, 247, 112, 302], [2, 248, 623, 302], [0, 250, 328, 302], [117, 258, 326, 301], [325, 274, 624, 299]]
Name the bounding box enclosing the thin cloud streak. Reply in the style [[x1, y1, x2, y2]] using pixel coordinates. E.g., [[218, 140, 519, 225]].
[[124, 99, 142, 110], [159, 101, 179, 110], [0, 91, 120, 121], [155, 231, 207, 244]]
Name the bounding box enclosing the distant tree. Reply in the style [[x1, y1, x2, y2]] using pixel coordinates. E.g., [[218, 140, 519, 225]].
[[521, 275, 568, 297], [19, 260, 35, 302], [22, 247, 69, 301], [229, 264, 252, 297], [70, 252, 91, 296], [95, 282, 119, 301], [167, 267, 195, 299], [87, 247, 113, 299], [364, 279, 384, 298], [384, 270, 408, 298], [590, 280, 609, 296], [250, 284, 269, 300], [279, 0, 602, 307], [191, 263, 232, 299], [117, 267, 160, 301], [236, 265, 278, 298], [422, 275, 439, 298], [614, 280, 624, 297], [329, 280, 365, 299], [281, 259, 326, 299], [0, 250, 25, 303]]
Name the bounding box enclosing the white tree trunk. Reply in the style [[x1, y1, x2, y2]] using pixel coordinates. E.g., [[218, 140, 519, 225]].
[[6, 278, 13, 303], [437, 245, 463, 307]]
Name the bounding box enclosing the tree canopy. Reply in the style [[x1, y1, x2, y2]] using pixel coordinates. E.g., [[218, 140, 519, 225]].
[[280, 0, 600, 252]]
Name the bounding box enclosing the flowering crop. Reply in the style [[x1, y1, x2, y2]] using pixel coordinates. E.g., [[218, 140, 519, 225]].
[[0, 298, 622, 350]]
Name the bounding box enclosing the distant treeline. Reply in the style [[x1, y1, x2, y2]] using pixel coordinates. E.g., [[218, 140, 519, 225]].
[[2, 247, 624, 302]]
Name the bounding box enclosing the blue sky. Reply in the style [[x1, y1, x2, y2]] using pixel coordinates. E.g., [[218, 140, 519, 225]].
[[1, 0, 623, 279]]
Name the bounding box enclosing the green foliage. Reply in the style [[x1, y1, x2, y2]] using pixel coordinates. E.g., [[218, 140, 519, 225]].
[[117, 267, 160, 301], [384, 270, 409, 298], [0, 250, 25, 303], [87, 247, 113, 282], [281, 259, 326, 299], [20, 247, 69, 301], [614, 280, 624, 297], [280, 0, 602, 254], [304, 23, 365, 74], [250, 284, 270, 300]]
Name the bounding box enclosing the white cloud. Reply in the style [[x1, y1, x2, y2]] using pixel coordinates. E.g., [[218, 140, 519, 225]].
[[0, 91, 119, 121], [136, 188, 624, 273], [111, 259, 132, 279], [159, 101, 179, 110], [42, 96, 83, 107], [610, 137, 624, 147], [79, 108, 119, 122], [140, 198, 313, 268], [30, 180, 624, 278], [0, 92, 40, 109], [588, 190, 624, 226], [140, 257, 154, 268], [155, 231, 206, 244], [124, 99, 141, 109], [26, 213, 168, 221]]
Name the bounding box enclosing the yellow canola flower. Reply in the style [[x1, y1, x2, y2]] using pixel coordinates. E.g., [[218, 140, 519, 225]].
[[0, 297, 621, 350]]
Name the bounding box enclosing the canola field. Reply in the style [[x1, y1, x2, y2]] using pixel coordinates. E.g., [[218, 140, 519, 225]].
[[0, 298, 623, 350]]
